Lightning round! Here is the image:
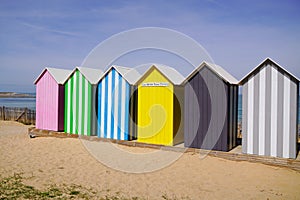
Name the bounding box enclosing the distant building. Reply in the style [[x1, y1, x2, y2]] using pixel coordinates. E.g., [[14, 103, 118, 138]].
[[240, 58, 299, 158]]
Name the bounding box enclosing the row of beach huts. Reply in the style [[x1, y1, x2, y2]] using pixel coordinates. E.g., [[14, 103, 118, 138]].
[[34, 58, 299, 159]]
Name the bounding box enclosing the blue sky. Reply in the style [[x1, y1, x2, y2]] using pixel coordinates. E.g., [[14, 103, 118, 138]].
[[0, 0, 299, 92]]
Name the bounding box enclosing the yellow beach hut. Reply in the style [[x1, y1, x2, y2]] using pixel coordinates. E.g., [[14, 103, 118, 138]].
[[137, 64, 185, 146]]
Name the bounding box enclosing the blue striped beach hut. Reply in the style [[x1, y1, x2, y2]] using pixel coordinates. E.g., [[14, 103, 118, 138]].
[[97, 66, 140, 140]]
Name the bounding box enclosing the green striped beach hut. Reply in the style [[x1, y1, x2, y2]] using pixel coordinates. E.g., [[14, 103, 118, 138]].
[[64, 67, 103, 136]]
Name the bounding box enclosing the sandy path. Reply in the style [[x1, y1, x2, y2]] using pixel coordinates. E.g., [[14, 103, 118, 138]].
[[0, 121, 300, 199]]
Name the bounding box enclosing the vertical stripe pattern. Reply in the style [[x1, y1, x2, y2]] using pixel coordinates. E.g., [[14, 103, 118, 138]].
[[258, 67, 266, 155], [283, 75, 290, 158], [270, 67, 278, 157], [184, 66, 237, 151], [137, 68, 174, 146], [36, 71, 63, 131], [242, 64, 298, 158], [242, 83, 248, 153], [247, 76, 254, 154], [65, 70, 95, 136], [97, 69, 131, 140]]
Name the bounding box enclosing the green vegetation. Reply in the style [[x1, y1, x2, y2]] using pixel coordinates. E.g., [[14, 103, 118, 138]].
[[0, 173, 135, 200], [0, 173, 190, 200]]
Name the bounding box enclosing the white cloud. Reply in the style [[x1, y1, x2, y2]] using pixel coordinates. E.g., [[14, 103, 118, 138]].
[[21, 22, 80, 37]]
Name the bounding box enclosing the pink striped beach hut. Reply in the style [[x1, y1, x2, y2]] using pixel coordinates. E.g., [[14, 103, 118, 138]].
[[34, 68, 72, 131]]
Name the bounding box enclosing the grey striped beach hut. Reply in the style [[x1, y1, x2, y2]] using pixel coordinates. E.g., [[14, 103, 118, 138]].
[[240, 58, 299, 159], [182, 61, 239, 151]]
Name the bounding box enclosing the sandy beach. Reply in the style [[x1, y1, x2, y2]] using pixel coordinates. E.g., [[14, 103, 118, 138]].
[[1, 120, 300, 199]]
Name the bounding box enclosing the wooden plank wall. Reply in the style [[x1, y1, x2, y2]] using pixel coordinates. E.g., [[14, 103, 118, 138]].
[[0, 106, 35, 124], [184, 67, 237, 151]]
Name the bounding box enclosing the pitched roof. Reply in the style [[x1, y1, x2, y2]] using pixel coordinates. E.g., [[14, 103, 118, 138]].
[[182, 61, 238, 85], [71, 67, 104, 84], [138, 64, 184, 85], [100, 65, 141, 85], [34, 67, 72, 84], [239, 57, 299, 84]]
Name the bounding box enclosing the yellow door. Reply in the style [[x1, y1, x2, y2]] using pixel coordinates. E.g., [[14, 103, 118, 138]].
[[137, 68, 174, 146]]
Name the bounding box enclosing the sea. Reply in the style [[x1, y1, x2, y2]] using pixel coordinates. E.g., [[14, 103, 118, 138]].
[[0, 93, 36, 110], [0, 94, 299, 124]]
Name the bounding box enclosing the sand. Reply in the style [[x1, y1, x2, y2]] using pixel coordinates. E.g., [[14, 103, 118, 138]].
[[1, 120, 300, 199]]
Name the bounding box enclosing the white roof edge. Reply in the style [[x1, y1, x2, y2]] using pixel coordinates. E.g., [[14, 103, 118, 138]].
[[181, 63, 204, 85], [107, 65, 132, 78], [112, 65, 132, 70], [107, 63, 184, 85], [99, 66, 114, 81], [99, 65, 141, 85], [150, 64, 185, 85], [239, 58, 270, 83], [137, 65, 152, 83], [72, 66, 104, 84], [114, 65, 141, 84], [34, 68, 48, 84], [34, 67, 72, 84], [239, 58, 270, 82], [181, 61, 239, 85], [239, 57, 300, 84]]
